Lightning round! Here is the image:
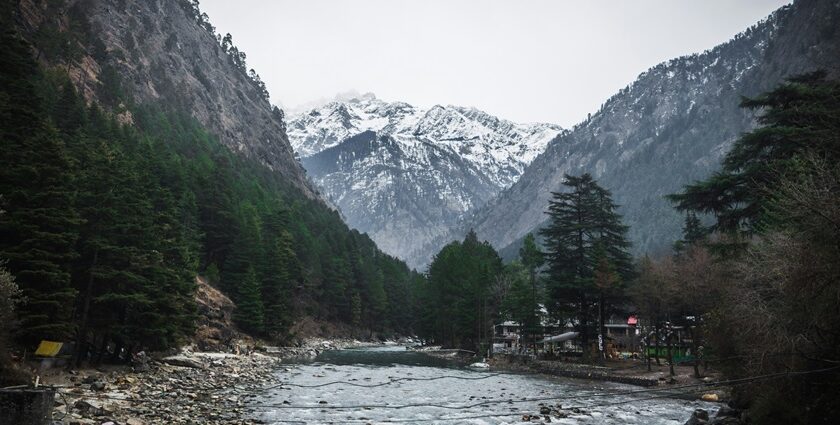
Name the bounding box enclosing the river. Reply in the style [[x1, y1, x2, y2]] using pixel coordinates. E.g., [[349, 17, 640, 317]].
[[249, 345, 714, 424]]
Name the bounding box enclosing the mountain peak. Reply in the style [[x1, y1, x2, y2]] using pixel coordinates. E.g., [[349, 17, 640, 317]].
[[287, 97, 564, 266], [288, 97, 563, 186]]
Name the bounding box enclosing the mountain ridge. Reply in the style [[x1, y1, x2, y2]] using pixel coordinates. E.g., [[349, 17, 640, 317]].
[[288, 95, 563, 267], [18, 0, 317, 199], [442, 0, 840, 265]]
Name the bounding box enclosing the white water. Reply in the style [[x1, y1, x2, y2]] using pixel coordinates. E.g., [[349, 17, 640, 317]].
[[250, 346, 714, 424]]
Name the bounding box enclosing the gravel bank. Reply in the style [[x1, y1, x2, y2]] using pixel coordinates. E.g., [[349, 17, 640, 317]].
[[50, 351, 282, 425], [48, 338, 382, 424]]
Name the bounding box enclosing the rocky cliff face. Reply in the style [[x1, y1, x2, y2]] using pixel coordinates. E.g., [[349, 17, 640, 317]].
[[17, 0, 316, 198], [288, 95, 562, 267], [442, 0, 840, 264]]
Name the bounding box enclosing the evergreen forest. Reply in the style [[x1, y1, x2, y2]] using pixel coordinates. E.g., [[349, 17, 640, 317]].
[[0, 14, 419, 369]]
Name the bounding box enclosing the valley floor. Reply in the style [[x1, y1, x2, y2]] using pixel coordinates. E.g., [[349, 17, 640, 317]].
[[29, 344, 737, 425]]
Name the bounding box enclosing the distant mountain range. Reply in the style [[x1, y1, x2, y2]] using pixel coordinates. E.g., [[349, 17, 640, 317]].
[[288, 0, 840, 270], [287, 95, 562, 267]]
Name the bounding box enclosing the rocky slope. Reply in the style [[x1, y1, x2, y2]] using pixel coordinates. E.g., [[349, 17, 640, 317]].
[[446, 0, 840, 263], [17, 0, 315, 198], [288, 95, 562, 267]]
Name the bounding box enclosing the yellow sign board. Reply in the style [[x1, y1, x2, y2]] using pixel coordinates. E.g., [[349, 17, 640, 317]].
[[34, 340, 63, 357]]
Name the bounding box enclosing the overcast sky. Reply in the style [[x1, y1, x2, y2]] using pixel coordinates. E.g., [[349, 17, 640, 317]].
[[200, 0, 790, 127]]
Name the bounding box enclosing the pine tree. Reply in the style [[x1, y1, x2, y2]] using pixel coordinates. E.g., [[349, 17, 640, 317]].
[[366, 271, 388, 328], [83, 141, 161, 354], [539, 174, 632, 361], [350, 292, 362, 328], [668, 72, 840, 234], [500, 262, 540, 352], [519, 233, 544, 274], [233, 266, 264, 334], [53, 81, 87, 135], [198, 159, 238, 271], [540, 174, 598, 357], [130, 138, 197, 348], [0, 30, 80, 343], [424, 230, 502, 351], [70, 131, 128, 362], [260, 205, 299, 340], [224, 203, 265, 332], [591, 184, 634, 279], [322, 256, 351, 321], [517, 233, 544, 351], [673, 212, 706, 254]]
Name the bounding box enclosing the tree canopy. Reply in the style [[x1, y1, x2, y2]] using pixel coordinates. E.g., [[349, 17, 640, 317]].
[[668, 71, 840, 234], [539, 173, 632, 360]]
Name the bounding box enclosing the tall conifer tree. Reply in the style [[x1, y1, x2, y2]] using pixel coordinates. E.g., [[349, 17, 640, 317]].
[[0, 30, 80, 343], [540, 174, 631, 361]]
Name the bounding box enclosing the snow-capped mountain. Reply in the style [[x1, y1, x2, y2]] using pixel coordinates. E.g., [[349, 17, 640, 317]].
[[287, 95, 563, 267], [288, 94, 562, 188]]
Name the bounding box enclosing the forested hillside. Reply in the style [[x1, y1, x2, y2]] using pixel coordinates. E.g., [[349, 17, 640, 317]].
[[0, 0, 419, 362], [18, 0, 315, 196], [456, 0, 840, 262]]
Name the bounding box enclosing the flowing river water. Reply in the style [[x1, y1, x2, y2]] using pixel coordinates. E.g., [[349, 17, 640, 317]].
[[249, 346, 714, 424]]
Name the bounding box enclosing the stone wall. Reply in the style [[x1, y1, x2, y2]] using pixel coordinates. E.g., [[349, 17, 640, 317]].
[[0, 388, 55, 425]]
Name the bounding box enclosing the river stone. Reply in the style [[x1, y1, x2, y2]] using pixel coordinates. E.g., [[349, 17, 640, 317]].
[[715, 406, 739, 417], [162, 355, 204, 369], [685, 408, 710, 425], [74, 399, 111, 417]]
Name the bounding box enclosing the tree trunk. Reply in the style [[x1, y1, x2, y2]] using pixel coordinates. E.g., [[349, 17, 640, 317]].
[[689, 321, 701, 378], [653, 324, 662, 366], [74, 248, 99, 367], [531, 270, 537, 355], [666, 328, 675, 377], [111, 339, 124, 363], [579, 296, 590, 362], [95, 335, 108, 365]]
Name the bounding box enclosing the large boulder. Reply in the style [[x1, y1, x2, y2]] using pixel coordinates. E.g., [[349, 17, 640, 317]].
[[161, 355, 204, 369]]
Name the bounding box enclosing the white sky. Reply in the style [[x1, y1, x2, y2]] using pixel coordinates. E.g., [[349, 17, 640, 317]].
[[200, 0, 790, 127]]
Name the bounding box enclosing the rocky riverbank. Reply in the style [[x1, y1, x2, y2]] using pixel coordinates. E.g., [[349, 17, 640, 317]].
[[485, 356, 742, 425], [490, 356, 661, 387], [44, 338, 384, 425], [48, 351, 280, 425], [261, 337, 386, 359], [488, 355, 731, 395]]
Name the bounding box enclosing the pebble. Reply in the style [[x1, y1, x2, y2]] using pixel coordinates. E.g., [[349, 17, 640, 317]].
[[54, 352, 283, 425], [52, 339, 385, 424]]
